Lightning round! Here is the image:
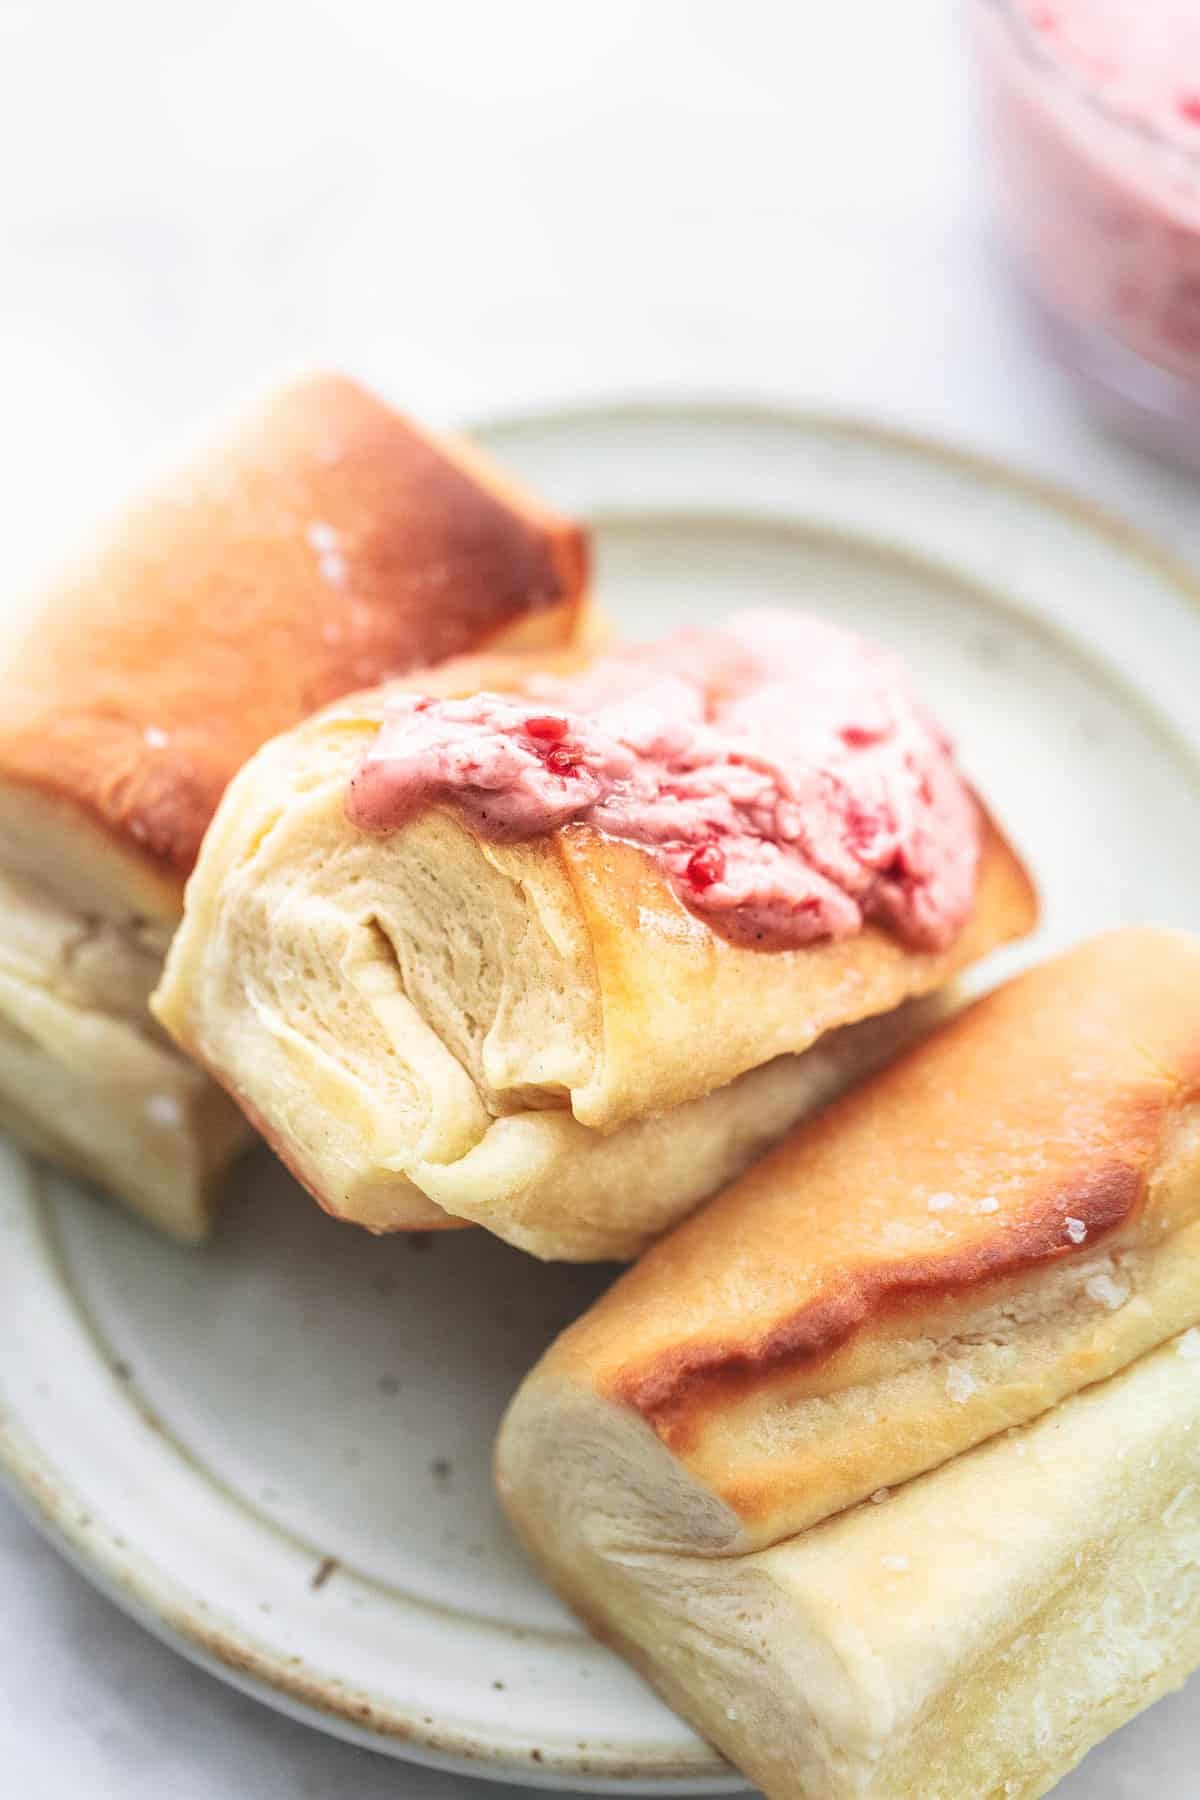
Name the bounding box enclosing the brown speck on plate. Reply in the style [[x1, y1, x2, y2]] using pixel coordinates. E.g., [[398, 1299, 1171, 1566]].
[[310, 1555, 339, 1591]]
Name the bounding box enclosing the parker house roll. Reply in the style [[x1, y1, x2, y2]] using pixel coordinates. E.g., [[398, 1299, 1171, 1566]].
[[153, 609, 1036, 1260], [0, 372, 588, 1239], [496, 928, 1200, 1800]]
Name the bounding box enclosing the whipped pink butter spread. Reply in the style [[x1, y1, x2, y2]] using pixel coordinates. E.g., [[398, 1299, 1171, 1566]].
[[973, 0, 1200, 383], [346, 611, 981, 952]]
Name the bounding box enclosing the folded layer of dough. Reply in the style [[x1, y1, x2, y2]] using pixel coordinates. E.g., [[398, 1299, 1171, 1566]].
[[494, 928, 1200, 1795], [504, 1332, 1200, 1799], [0, 863, 248, 1235], [0, 374, 587, 1238], [153, 658, 1036, 1259]]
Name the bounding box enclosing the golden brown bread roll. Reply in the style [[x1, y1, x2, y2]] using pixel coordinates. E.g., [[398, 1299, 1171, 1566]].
[[495, 927, 1200, 1796], [0, 373, 587, 1237], [152, 641, 1035, 1259], [513, 1330, 1200, 1799]]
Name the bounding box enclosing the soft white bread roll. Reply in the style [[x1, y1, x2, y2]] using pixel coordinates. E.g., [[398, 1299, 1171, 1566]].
[[152, 653, 1036, 1259], [515, 1331, 1200, 1799], [0, 374, 587, 1238], [495, 928, 1200, 1794]]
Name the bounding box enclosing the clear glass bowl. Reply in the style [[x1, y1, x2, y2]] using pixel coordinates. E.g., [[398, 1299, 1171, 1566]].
[[969, 0, 1200, 465]]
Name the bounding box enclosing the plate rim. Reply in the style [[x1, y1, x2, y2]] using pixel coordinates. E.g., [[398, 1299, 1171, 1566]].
[[2, 396, 1198, 1794], [0, 1154, 746, 1795], [466, 393, 1200, 613]]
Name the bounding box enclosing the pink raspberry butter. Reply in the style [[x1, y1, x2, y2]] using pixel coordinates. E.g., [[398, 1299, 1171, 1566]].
[[970, 0, 1200, 463]]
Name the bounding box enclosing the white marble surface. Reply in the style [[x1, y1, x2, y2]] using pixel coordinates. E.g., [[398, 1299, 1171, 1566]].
[[0, 1, 1197, 1795]]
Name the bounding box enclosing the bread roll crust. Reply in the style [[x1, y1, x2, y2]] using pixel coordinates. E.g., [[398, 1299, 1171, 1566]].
[[0, 372, 586, 892], [555, 809, 1035, 1124]]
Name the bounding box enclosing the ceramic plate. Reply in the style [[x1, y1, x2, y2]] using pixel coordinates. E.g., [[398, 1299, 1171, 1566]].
[[1, 406, 1199, 1796]]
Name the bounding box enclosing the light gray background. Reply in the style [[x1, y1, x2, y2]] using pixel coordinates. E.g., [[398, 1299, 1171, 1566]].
[[0, 2, 1197, 1795]]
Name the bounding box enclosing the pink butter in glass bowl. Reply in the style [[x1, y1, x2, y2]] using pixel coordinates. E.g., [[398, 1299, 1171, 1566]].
[[970, 0, 1200, 462]]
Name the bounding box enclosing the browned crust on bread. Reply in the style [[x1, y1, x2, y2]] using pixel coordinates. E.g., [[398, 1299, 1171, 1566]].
[[559, 797, 1034, 960], [554, 801, 1037, 1124], [617, 1163, 1143, 1449], [0, 373, 586, 889], [556, 929, 1200, 1438]]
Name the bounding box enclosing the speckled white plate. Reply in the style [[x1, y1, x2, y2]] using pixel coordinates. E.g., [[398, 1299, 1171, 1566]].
[[1, 405, 1199, 1797]]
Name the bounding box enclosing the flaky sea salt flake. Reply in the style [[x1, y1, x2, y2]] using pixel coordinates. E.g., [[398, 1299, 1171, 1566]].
[[1085, 1273, 1129, 1311], [946, 1365, 977, 1404], [144, 1093, 182, 1128]]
